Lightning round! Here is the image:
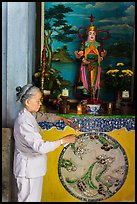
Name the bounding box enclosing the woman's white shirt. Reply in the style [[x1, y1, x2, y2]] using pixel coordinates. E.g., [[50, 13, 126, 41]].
[[13, 108, 56, 178]]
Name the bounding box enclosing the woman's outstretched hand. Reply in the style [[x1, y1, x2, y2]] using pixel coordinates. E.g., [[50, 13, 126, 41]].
[[61, 117, 73, 126], [62, 134, 77, 145]]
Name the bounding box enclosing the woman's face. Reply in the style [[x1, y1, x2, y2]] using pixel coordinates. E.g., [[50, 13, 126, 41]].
[[87, 30, 96, 41], [25, 90, 42, 113]]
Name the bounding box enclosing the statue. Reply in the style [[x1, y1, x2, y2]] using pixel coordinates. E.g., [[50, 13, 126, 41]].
[[74, 14, 109, 103]]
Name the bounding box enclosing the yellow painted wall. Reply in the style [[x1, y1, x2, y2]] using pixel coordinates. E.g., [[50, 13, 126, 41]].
[[40, 126, 135, 202]]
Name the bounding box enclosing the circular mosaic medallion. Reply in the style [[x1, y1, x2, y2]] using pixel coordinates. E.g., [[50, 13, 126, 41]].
[[58, 132, 128, 202]]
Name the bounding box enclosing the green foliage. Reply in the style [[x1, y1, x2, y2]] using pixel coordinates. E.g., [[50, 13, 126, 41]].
[[44, 4, 77, 42], [32, 67, 72, 99]]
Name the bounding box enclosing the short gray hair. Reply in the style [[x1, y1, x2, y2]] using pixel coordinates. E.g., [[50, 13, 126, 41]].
[[16, 84, 40, 104]]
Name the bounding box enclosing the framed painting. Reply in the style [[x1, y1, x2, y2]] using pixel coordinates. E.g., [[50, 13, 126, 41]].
[[41, 2, 135, 102]]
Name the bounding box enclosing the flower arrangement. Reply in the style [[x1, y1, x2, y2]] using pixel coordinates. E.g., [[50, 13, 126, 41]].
[[32, 67, 72, 99], [103, 62, 134, 90]]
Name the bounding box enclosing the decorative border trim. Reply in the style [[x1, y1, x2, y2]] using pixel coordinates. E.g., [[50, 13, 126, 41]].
[[38, 117, 135, 132]]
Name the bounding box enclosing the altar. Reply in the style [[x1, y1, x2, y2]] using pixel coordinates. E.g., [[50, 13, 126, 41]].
[[34, 3, 135, 202], [38, 114, 135, 202]]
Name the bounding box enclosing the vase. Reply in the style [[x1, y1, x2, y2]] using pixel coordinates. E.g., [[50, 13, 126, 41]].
[[86, 104, 101, 115], [115, 90, 122, 109]]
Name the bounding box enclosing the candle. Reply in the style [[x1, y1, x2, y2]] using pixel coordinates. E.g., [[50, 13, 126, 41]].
[[108, 102, 112, 109], [122, 90, 129, 98], [108, 102, 113, 115], [77, 104, 82, 114], [43, 90, 51, 95], [62, 88, 69, 96]]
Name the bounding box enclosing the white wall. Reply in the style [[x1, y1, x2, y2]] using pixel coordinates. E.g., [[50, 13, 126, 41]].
[[2, 2, 36, 127]]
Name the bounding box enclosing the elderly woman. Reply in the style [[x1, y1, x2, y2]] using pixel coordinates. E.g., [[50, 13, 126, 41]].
[[13, 84, 76, 202]]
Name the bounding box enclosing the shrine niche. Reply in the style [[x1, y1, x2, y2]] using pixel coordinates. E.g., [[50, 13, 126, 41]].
[[58, 132, 128, 202], [41, 2, 135, 102]]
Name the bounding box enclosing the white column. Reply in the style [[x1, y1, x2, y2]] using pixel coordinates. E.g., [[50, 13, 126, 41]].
[[2, 2, 7, 127], [2, 2, 36, 127]]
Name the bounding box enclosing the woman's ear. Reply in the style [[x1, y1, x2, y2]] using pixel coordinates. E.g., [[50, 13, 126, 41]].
[[24, 99, 30, 107]]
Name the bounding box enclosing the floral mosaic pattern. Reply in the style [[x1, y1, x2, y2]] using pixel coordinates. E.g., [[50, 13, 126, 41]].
[[38, 116, 135, 132], [58, 132, 128, 202]]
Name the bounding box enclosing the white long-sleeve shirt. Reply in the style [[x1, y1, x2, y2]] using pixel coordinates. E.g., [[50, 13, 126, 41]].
[[13, 108, 58, 178]]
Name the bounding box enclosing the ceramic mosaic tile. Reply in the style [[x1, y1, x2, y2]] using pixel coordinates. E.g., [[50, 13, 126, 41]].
[[38, 116, 135, 132], [58, 132, 128, 202]]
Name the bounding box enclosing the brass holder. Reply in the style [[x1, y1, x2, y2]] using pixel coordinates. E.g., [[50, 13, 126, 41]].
[[77, 104, 82, 114], [108, 102, 113, 115], [39, 46, 46, 112]]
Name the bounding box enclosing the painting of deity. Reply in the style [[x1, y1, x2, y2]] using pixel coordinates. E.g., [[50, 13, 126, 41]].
[[43, 2, 135, 101]]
